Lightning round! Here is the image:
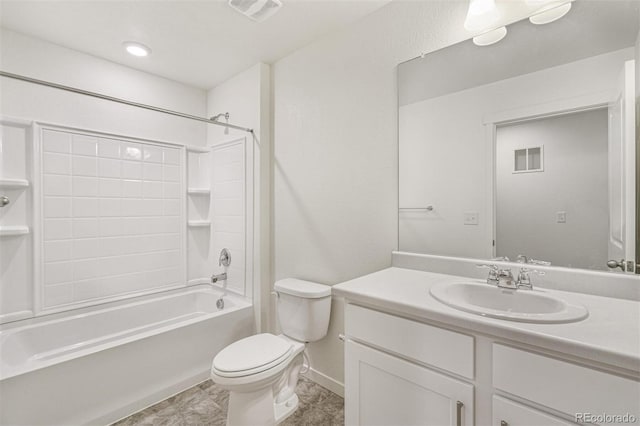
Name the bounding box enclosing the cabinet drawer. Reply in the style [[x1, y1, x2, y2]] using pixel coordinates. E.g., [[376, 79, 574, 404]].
[[345, 304, 474, 378], [493, 395, 576, 426], [493, 344, 640, 421]]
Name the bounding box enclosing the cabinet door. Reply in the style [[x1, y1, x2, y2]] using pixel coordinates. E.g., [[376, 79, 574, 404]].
[[345, 340, 474, 426], [493, 396, 577, 426]]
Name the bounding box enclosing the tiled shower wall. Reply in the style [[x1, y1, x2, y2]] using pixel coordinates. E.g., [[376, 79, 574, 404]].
[[186, 138, 248, 297], [211, 140, 246, 295], [41, 128, 184, 310]]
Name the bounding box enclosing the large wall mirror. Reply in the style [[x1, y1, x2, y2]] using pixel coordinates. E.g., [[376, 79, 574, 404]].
[[398, 0, 639, 274]]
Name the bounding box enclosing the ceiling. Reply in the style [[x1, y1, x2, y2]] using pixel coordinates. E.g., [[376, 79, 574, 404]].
[[0, 0, 391, 89]]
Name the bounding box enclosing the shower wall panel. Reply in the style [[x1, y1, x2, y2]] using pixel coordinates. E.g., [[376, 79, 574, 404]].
[[39, 126, 185, 311]]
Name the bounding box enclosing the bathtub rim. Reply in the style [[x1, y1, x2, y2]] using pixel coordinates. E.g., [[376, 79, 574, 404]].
[[0, 285, 252, 381]]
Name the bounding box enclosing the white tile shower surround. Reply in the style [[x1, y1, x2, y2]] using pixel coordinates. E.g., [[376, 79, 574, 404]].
[[41, 129, 184, 310], [211, 141, 245, 295]]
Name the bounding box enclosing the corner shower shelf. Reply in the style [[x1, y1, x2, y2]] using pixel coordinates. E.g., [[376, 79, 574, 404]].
[[187, 188, 211, 196], [0, 225, 30, 236], [187, 220, 211, 228], [186, 146, 210, 154], [0, 178, 29, 189]]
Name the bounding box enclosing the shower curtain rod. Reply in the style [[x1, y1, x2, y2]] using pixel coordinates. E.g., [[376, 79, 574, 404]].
[[0, 70, 254, 134]]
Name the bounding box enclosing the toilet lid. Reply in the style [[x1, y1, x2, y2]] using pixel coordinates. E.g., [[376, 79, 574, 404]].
[[213, 333, 292, 377]]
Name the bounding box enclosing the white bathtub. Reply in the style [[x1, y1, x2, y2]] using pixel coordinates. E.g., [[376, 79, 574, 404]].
[[0, 286, 254, 425]]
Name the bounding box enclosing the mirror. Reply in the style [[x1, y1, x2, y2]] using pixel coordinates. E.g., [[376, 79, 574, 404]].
[[398, 0, 639, 273]]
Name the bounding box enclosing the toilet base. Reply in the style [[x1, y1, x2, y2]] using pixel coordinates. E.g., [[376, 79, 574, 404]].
[[225, 387, 299, 426], [274, 393, 299, 424]]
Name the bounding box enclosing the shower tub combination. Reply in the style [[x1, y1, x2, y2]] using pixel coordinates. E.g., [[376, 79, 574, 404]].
[[0, 286, 253, 425]]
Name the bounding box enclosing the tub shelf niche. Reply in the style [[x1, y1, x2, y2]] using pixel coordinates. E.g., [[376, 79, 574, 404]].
[[187, 220, 211, 228], [187, 188, 211, 196]]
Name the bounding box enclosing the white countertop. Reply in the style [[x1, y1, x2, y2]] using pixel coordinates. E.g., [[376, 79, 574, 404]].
[[332, 267, 640, 373]]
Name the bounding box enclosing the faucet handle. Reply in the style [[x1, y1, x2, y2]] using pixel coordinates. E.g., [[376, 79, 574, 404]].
[[477, 264, 499, 285], [218, 248, 231, 267], [517, 269, 544, 289]]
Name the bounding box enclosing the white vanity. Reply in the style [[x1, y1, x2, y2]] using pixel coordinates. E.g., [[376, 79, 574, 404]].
[[333, 265, 640, 426]]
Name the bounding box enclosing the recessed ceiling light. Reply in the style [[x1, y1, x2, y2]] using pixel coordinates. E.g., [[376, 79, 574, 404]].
[[529, 2, 572, 25], [123, 41, 151, 57], [473, 26, 507, 46]]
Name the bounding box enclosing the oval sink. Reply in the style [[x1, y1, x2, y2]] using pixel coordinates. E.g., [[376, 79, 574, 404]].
[[429, 282, 588, 323]]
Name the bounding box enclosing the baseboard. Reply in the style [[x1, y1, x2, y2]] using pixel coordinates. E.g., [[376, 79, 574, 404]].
[[303, 367, 344, 398]]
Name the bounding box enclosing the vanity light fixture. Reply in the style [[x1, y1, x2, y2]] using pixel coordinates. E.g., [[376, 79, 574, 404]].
[[123, 41, 151, 57], [528, 1, 572, 25], [473, 26, 507, 46], [464, 0, 501, 32]]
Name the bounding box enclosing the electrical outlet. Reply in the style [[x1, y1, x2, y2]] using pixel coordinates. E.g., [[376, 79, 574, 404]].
[[464, 211, 479, 225], [557, 211, 566, 223]]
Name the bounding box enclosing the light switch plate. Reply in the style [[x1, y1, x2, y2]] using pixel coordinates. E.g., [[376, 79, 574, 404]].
[[557, 211, 566, 223], [464, 211, 479, 225]]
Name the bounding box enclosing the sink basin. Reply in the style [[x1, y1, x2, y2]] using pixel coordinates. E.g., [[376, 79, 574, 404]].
[[429, 282, 588, 323]]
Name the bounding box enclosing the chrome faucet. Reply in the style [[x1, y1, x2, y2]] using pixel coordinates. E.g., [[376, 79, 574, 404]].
[[476, 257, 510, 286], [211, 248, 232, 309], [496, 269, 517, 289], [211, 272, 228, 283], [516, 255, 549, 290], [477, 264, 499, 286], [212, 248, 231, 283]]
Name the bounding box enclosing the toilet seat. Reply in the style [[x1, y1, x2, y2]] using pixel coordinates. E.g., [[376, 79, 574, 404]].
[[212, 333, 293, 378]]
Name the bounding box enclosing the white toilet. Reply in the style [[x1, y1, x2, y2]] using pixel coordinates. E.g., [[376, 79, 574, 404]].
[[210, 278, 332, 426]]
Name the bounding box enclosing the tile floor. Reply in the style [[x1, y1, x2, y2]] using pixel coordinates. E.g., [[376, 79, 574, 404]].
[[113, 376, 344, 425]]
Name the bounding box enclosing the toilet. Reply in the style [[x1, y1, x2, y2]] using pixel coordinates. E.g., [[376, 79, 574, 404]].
[[210, 278, 332, 426]]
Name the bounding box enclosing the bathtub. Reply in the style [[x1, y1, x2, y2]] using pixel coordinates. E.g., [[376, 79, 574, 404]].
[[0, 286, 254, 425]]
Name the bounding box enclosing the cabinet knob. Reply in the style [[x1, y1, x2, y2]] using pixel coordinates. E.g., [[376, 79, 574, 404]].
[[0, 196, 9, 207], [500, 421, 508, 426]]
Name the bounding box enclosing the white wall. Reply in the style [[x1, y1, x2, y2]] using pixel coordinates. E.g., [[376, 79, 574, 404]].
[[496, 109, 609, 270], [0, 29, 207, 145], [272, 1, 477, 393], [399, 48, 632, 259], [207, 63, 271, 332]]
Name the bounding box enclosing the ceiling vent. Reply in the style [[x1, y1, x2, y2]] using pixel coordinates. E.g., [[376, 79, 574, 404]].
[[228, 0, 283, 22]]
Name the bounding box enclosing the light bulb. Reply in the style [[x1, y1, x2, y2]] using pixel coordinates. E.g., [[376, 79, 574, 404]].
[[529, 1, 572, 25], [472, 26, 507, 46], [464, 0, 500, 32]]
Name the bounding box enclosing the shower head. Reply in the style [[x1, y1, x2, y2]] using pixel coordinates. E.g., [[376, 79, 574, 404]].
[[210, 112, 230, 122], [210, 112, 230, 135]]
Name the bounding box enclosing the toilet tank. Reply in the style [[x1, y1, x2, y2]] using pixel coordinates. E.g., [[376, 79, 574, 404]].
[[274, 279, 331, 342]]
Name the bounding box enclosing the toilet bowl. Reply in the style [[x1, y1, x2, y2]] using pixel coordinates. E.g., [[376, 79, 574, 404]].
[[210, 279, 331, 426]]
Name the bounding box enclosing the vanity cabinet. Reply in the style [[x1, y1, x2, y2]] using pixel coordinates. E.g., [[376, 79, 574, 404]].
[[345, 340, 473, 426], [344, 303, 640, 426], [344, 304, 474, 425]]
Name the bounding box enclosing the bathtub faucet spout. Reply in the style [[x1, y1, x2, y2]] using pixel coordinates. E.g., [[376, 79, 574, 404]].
[[211, 272, 227, 284]]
